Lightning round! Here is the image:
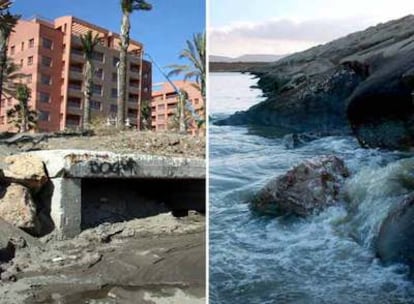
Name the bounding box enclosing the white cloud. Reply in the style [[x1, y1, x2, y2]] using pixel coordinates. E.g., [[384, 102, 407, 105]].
[[209, 15, 404, 57]]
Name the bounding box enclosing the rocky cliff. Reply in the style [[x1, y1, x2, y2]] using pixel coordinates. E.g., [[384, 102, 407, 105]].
[[216, 15, 414, 149]]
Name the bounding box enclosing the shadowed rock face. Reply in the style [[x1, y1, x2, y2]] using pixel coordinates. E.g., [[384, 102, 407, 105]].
[[251, 155, 349, 216], [347, 53, 414, 149], [376, 194, 414, 272], [216, 15, 414, 150], [216, 64, 365, 134]]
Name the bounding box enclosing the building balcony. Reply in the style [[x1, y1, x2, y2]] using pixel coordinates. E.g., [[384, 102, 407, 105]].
[[66, 106, 82, 116], [128, 86, 140, 94], [68, 86, 83, 97], [69, 70, 83, 80], [70, 52, 84, 63]]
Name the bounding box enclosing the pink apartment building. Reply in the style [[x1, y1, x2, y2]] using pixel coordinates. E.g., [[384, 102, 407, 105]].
[[151, 80, 204, 136], [0, 15, 152, 132]]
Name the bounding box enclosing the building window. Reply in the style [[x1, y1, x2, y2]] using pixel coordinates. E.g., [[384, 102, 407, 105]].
[[90, 100, 101, 110], [111, 88, 117, 98], [21, 42, 24, 51], [69, 82, 82, 90], [0, 116, 4, 124], [94, 68, 103, 79], [20, 59, 23, 67], [10, 45, 15, 55], [130, 63, 140, 73], [40, 74, 51, 85], [158, 104, 165, 110], [28, 56, 33, 65], [42, 37, 53, 50], [69, 64, 82, 73], [110, 104, 117, 112], [39, 92, 50, 103], [91, 51, 104, 62], [68, 97, 81, 108], [29, 38, 34, 48], [157, 114, 164, 121], [112, 72, 117, 82], [92, 84, 102, 95], [41, 56, 52, 67], [194, 98, 199, 105], [39, 110, 50, 121], [71, 48, 83, 56], [113, 57, 119, 67], [66, 114, 80, 126]]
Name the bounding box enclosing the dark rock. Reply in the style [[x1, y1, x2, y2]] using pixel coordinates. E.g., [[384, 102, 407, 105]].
[[376, 193, 414, 272], [251, 155, 349, 216], [347, 53, 414, 150], [283, 132, 322, 149], [216, 64, 363, 134]]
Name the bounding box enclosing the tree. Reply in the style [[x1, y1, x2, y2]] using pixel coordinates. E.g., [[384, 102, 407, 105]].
[[177, 90, 187, 133], [2, 59, 26, 97], [118, 0, 152, 129], [0, 0, 19, 100], [168, 32, 206, 100], [167, 32, 206, 134], [80, 30, 100, 130], [7, 83, 37, 132], [140, 99, 151, 130]]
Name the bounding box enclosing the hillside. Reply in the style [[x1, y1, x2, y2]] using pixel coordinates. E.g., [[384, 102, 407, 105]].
[[209, 54, 285, 72]]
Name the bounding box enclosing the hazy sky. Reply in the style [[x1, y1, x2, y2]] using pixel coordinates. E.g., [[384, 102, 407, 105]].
[[209, 0, 414, 57]]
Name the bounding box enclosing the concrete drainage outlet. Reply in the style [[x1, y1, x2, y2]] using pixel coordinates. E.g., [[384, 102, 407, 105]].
[[81, 178, 205, 229], [26, 150, 206, 238]]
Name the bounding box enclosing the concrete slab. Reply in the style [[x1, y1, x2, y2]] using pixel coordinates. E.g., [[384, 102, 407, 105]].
[[50, 178, 81, 238], [26, 150, 205, 179], [23, 150, 205, 238]]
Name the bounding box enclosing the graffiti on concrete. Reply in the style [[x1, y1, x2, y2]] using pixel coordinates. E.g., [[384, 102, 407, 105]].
[[89, 158, 139, 175]]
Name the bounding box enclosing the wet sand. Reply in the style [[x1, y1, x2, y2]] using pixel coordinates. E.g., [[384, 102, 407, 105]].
[[0, 213, 205, 304]]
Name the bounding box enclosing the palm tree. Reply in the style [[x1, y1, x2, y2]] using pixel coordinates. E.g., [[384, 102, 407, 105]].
[[168, 32, 206, 100], [80, 30, 100, 130], [118, 0, 152, 129], [2, 59, 26, 97], [140, 98, 151, 130], [168, 33, 205, 134], [7, 83, 37, 132], [0, 0, 19, 100]]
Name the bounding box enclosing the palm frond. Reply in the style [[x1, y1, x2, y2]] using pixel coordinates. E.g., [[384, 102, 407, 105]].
[[80, 30, 100, 59], [167, 32, 206, 97]]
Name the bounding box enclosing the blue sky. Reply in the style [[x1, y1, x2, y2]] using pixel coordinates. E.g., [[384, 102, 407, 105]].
[[12, 0, 205, 83], [210, 0, 414, 57]]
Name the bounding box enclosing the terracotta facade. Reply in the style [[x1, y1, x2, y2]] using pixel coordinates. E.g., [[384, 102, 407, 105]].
[[1, 16, 152, 132], [151, 80, 204, 136]]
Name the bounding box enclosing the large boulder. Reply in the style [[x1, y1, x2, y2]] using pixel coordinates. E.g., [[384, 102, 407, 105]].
[[251, 155, 349, 216], [0, 184, 40, 235], [347, 52, 414, 150], [376, 193, 414, 271], [3, 154, 48, 191]]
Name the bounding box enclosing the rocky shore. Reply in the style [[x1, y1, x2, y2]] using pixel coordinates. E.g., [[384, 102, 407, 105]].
[[216, 15, 414, 151]]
